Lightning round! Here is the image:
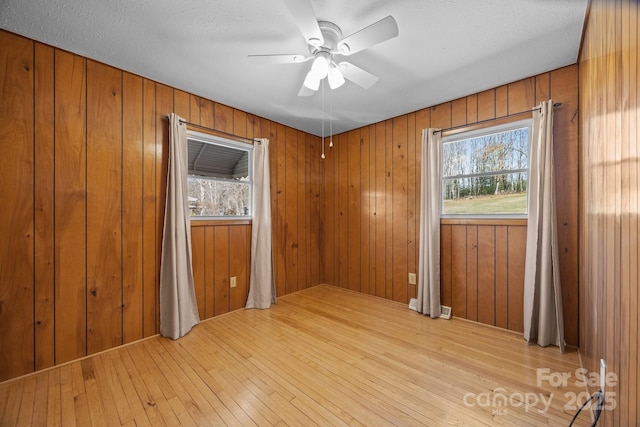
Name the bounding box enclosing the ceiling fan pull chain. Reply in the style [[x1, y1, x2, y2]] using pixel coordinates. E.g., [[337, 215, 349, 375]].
[[329, 87, 334, 149], [321, 79, 326, 159]]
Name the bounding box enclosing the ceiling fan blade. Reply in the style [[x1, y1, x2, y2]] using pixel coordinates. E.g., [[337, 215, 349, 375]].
[[282, 0, 324, 47], [338, 61, 379, 89], [298, 84, 315, 97], [337, 15, 398, 56], [248, 54, 311, 64]]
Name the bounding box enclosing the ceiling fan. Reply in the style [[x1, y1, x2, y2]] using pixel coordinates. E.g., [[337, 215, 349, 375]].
[[248, 0, 399, 96]]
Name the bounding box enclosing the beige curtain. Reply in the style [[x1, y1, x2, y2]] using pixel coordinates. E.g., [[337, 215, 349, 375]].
[[246, 138, 276, 309], [523, 100, 565, 352], [159, 113, 200, 339], [417, 128, 441, 318]]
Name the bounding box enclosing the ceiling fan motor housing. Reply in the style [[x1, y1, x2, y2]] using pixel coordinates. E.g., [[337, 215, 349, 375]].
[[309, 21, 343, 55]]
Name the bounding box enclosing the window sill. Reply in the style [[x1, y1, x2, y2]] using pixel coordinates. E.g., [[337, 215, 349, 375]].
[[440, 218, 527, 226], [190, 218, 252, 227]]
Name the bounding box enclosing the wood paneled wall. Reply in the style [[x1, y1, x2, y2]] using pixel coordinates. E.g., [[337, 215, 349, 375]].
[[323, 66, 579, 344], [0, 30, 323, 382], [440, 221, 527, 333], [579, 1, 640, 425]]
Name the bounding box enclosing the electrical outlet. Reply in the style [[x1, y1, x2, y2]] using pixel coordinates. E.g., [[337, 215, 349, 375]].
[[408, 273, 417, 285], [600, 359, 606, 391], [230, 276, 237, 288]]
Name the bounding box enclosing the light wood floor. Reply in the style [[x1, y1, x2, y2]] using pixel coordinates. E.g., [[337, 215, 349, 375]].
[[0, 285, 591, 426]]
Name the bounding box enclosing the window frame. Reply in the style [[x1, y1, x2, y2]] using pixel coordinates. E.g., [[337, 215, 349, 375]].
[[440, 118, 532, 220], [187, 129, 254, 220]]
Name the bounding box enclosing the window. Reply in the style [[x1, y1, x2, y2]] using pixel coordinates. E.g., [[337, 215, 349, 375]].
[[187, 130, 253, 218], [441, 119, 531, 217]]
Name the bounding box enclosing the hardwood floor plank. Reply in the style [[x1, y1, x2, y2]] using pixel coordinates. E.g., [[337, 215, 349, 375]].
[[0, 285, 589, 426], [46, 370, 61, 427], [16, 375, 36, 426]]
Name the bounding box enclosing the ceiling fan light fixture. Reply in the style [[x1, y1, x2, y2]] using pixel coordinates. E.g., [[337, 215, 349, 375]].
[[328, 65, 345, 89], [303, 70, 321, 91], [310, 51, 331, 79]]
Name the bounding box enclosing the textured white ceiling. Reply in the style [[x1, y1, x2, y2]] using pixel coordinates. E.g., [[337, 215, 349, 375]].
[[0, 0, 588, 136]]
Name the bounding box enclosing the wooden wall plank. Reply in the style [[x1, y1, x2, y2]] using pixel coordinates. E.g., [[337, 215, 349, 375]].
[[199, 99, 215, 129], [495, 85, 508, 118], [535, 73, 550, 105], [477, 90, 495, 122], [229, 226, 248, 311], [336, 133, 349, 289], [507, 78, 535, 114], [466, 94, 478, 124], [204, 227, 215, 318], [506, 226, 526, 333], [275, 123, 287, 297], [431, 102, 452, 129], [391, 117, 408, 302], [173, 90, 190, 119], [191, 226, 206, 319], [214, 103, 233, 134], [0, 32, 35, 381], [310, 135, 322, 286], [189, 95, 201, 124], [440, 225, 452, 307], [451, 225, 467, 318], [122, 72, 144, 345], [233, 109, 247, 138], [620, 3, 632, 420], [34, 42, 56, 371], [495, 226, 508, 329], [347, 130, 361, 292], [324, 133, 335, 287], [451, 98, 467, 127], [406, 113, 417, 300], [297, 131, 308, 290], [384, 121, 394, 299], [268, 123, 279, 291], [360, 128, 371, 294], [368, 124, 377, 294], [86, 60, 123, 354], [466, 226, 478, 321], [214, 227, 229, 316], [303, 133, 318, 289], [245, 114, 256, 139], [477, 226, 495, 326], [54, 50, 87, 364], [141, 79, 156, 338], [285, 127, 298, 294], [374, 122, 386, 298]]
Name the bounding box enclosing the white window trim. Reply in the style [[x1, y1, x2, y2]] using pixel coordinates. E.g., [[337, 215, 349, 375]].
[[187, 129, 254, 220], [440, 118, 532, 220]]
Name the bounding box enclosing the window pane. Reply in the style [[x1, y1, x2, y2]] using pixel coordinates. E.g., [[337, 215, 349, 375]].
[[188, 177, 250, 217], [442, 172, 528, 215], [442, 127, 529, 178]]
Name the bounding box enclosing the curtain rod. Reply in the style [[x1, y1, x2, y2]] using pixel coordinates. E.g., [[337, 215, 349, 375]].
[[164, 115, 254, 145], [433, 102, 562, 135]]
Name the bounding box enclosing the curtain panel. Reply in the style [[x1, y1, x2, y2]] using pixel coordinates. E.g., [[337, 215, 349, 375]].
[[417, 128, 442, 318], [246, 138, 276, 309], [523, 100, 565, 352], [159, 113, 200, 339]]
